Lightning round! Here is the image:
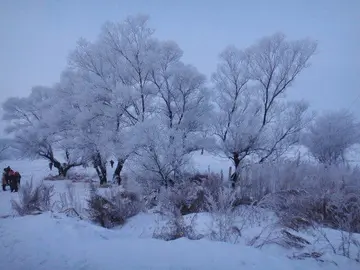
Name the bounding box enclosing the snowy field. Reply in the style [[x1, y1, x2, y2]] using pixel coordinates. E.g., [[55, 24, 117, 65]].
[[0, 157, 359, 270]]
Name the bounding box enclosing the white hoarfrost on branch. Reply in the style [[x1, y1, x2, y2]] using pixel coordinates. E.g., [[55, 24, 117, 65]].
[[67, 14, 160, 184], [53, 70, 116, 183], [212, 33, 317, 186], [301, 109, 360, 165], [0, 138, 10, 161], [135, 39, 214, 186], [66, 14, 215, 186], [2, 86, 83, 177]]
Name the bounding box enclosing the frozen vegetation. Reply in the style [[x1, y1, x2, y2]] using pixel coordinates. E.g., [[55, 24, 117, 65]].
[[0, 14, 359, 270]]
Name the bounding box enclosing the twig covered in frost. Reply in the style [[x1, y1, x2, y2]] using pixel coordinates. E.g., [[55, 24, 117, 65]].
[[313, 225, 360, 262], [206, 187, 242, 243], [11, 179, 54, 216], [153, 198, 203, 241], [53, 182, 84, 219], [86, 183, 142, 228]]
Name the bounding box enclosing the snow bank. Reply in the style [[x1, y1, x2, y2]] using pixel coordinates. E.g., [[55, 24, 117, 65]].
[[0, 159, 359, 269], [1, 212, 357, 270]]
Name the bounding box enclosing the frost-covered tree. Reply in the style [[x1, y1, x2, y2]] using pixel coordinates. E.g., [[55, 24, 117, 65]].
[[131, 120, 188, 187], [212, 33, 317, 186], [99, 14, 158, 122], [68, 14, 159, 184], [142, 40, 214, 186], [301, 109, 360, 165], [151, 41, 213, 142], [2, 86, 83, 176], [67, 14, 214, 186], [52, 70, 118, 183]]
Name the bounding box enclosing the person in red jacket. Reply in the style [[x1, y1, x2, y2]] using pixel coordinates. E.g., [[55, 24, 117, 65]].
[[2, 166, 21, 192], [8, 169, 21, 192]]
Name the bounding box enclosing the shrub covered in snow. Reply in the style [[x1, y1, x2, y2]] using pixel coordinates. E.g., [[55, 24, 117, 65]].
[[54, 182, 84, 218], [206, 187, 244, 243], [257, 187, 360, 233], [248, 226, 311, 250], [11, 180, 54, 216], [86, 184, 143, 228], [155, 172, 224, 215], [153, 208, 203, 241], [237, 160, 360, 233]]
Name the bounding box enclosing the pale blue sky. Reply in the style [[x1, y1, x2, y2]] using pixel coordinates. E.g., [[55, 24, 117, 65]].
[[0, 0, 359, 135]]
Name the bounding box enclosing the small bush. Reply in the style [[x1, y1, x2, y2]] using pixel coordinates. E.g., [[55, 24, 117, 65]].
[[257, 189, 316, 231], [11, 180, 54, 216], [207, 187, 242, 243], [54, 182, 84, 219], [153, 206, 203, 241], [155, 174, 244, 243], [157, 185, 205, 216], [324, 190, 360, 233], [351, 238, 360, 262], [257, 188, 360, 233], [143, 189, 159, 209], [156, 172, 224, 215], [248, 226, 311, 250], [237, 160, 360, 233], [314, 226, 360, 262], [288, 252, 327, 263], [86, 184, 142, 228]]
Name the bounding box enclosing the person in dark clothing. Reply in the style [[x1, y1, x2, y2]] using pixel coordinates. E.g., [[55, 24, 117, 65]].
[[110, 160, 114, 168], [2, 169, 7, 191], [4, 166, 10, 185], [8, 169, 20, 192], [2, 166, 12, 191], [2, 167, 21, 192], [49, 162, 53, 171], [9, 173, 17, 192], [2, 166, 13, 191], [15, 171, 21, 186]]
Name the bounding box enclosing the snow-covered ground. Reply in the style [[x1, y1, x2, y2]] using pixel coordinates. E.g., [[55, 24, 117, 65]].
[[0, 157, 359, 270]]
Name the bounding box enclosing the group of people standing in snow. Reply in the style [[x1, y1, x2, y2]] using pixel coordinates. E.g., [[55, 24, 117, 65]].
[[1, 159, 116, 193], [2, 166, 21, 192]]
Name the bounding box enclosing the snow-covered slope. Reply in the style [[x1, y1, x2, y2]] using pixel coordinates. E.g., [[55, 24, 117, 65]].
[[0, 212, 356, 270], [0, 158, 359, 270]]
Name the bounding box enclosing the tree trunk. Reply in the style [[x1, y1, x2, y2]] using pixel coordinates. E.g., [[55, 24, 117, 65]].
[[93, 152, 107, 185], [62, 166, 72, 178], [53, 160, 66, 177], [231, 152, 241, 188], [52, 161, 74, 177], [40, 149, 81, 178], [113, 158, 125, 186], [95, 165, 107, 185]]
